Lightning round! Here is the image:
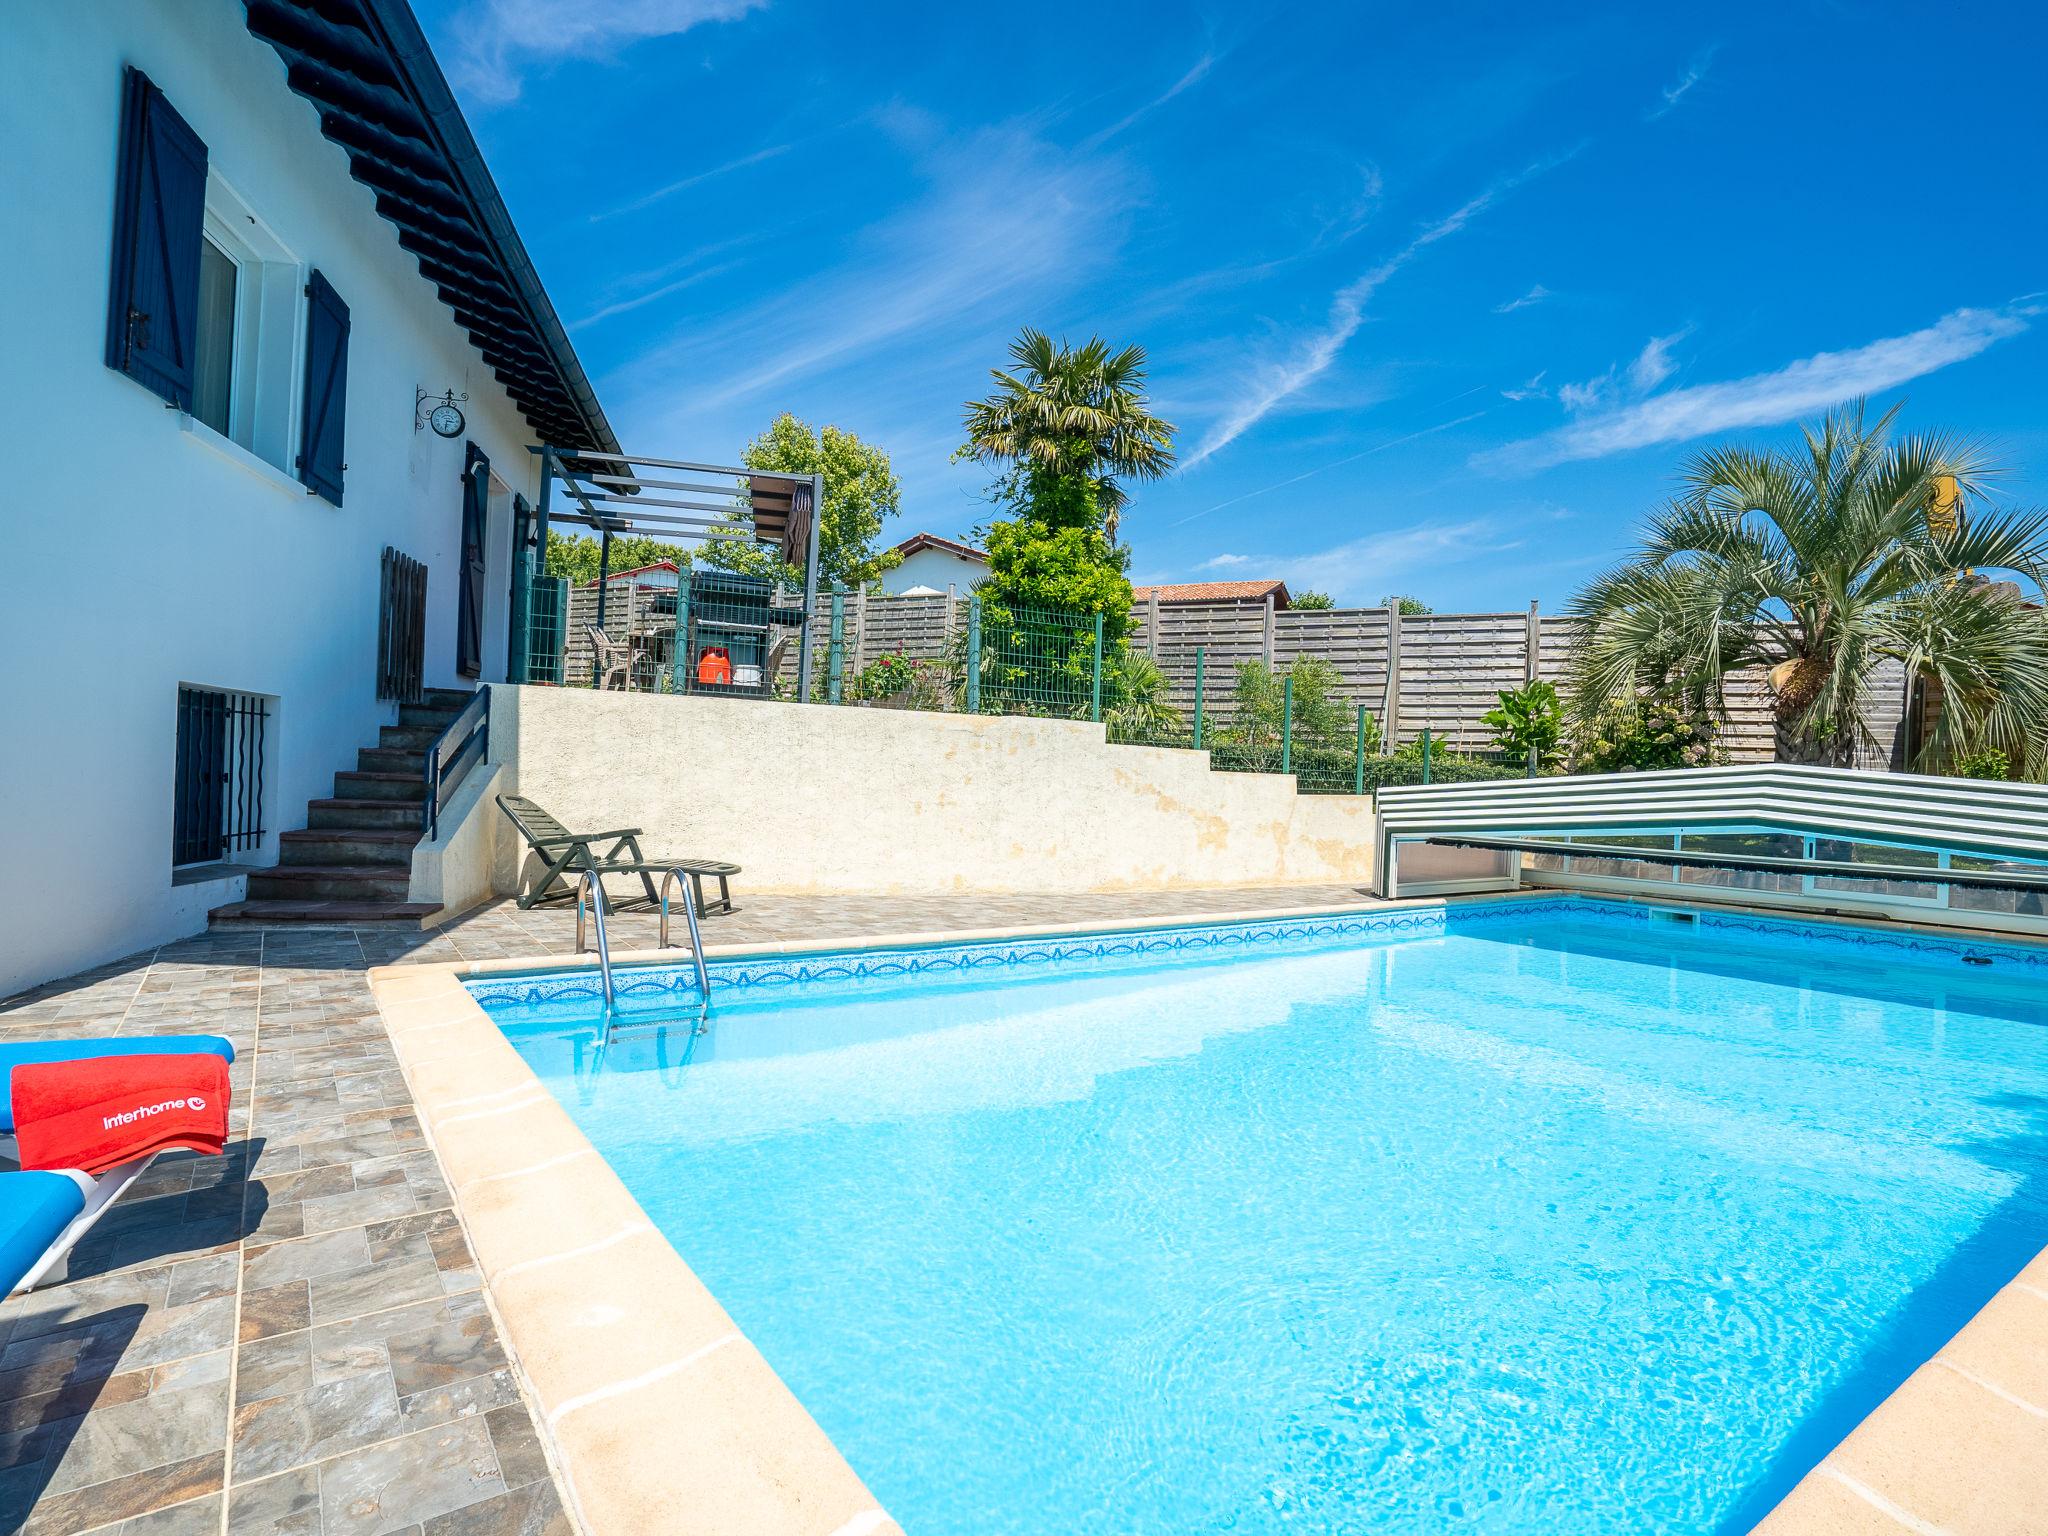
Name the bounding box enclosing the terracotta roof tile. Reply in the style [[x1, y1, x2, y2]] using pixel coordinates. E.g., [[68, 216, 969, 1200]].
[[1130, 580, 1291, 605]]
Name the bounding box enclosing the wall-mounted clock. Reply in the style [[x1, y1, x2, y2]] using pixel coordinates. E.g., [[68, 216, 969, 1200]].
[[416, 388, 469, 438]]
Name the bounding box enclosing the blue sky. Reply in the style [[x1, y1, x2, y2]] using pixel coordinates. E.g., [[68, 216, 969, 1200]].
[[420, 0, 2048, 610]]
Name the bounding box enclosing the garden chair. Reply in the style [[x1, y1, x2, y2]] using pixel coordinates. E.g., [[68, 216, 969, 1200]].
[[583, 624, 632, 690], [0, 1038, 237, 1292], [495, 794, 740, 913]]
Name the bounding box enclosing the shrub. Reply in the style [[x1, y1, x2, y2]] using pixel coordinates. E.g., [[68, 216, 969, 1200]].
[[1221, 658, 1365, 754], [1102, 646, 1180, 738], [848, 652, 954, 709], [1952, 746, 2013, 781], [1483, 680, 1565, 767], [1570, 696, 1717, 774]]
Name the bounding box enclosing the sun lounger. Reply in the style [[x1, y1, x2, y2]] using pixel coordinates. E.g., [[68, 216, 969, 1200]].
[[1, 1047, 234, 1293], [496, 794, 740, 912], [0, 1171, 97, 1295], [0, 1034, 234, 1146]]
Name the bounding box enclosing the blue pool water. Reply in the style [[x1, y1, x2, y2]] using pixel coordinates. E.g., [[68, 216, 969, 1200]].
[[477, 901, 2048, 1534]]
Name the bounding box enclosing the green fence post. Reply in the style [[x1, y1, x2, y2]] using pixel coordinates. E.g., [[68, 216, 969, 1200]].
[[827, 584, 846, 704], [965, 595, 982, 713], [1527, 745, 1538, 778], [1355, 705, 1368, 795], [1281, 674, 1294, 774], [1422, 728, 1433, 785], [1090, 612, 1104, 723], [670, 571, 691, 695], [1193, 647, 1205, 749]]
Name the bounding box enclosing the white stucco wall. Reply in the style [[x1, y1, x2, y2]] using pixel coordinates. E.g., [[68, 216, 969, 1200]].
[[491, 691, 1379, 897], [410, 764, 506, 924], [0, 1, 546, 995], [882, 546, 986, 596]]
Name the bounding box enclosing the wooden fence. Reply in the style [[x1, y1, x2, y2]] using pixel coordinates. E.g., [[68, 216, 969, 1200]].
[[800, 590, 1919, 769]]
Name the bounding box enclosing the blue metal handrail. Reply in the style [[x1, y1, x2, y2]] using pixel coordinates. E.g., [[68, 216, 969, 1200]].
[[422, 688, 489, 838]]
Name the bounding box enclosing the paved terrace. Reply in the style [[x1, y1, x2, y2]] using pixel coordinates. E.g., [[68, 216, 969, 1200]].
[[0, 884, 1377, 1535]]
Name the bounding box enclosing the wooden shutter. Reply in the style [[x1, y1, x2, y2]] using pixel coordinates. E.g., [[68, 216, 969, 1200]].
[[297, 269, 350, 503], [104, 67, 208, 408], [457, 445, 489, 678], [507, 494, 533, 683]]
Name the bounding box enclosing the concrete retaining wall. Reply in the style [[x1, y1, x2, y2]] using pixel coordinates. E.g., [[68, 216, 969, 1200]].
[[488, 689, 1378, 896]]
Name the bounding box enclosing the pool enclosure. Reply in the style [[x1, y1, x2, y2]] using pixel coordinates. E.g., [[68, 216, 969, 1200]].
[[1376, 764, 2048, 936], [512, 445, 824, 699]]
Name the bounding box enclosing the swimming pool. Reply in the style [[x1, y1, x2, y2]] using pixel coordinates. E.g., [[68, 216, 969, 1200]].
[[472, 898, 2048, 1534]]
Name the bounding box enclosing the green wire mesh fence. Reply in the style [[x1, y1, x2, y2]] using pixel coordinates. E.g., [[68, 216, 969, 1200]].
[[514, 574, 1534, 796]]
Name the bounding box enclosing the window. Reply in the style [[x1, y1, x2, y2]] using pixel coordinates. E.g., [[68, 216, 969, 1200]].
[[106, 68, 336, 485], [192, 235, 238, 436], [192, 185, 306, 473], [173, 686, 271, 868]]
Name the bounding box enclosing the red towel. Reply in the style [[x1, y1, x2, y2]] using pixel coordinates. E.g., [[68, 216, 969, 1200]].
[[11, 1054, 230, 1175]]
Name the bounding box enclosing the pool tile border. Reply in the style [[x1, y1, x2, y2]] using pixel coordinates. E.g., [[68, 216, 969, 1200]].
[[463, 891, 2048, 1011], [367, 963, 905, 1536]]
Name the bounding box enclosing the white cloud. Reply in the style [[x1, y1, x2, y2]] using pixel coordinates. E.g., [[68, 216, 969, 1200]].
[[1554, 329, 1689, 413], [609, 123, 1134, 429], [571, 258, 743, 328], [1501, 371, 1548, 403], [1481, 303, 2034, 471], [590, 143, 794, 223], [1494, 284, 1551, 314], [1273, 518, 1518, 602], [1199, 553, 1253, 570], [1648, 45, 1719, 121], [1171, 411, 1487, 527], [445, 0, 764, 104], [1079, 51, 1219, 152], [1184, 148, 1581, 470], [1627, 330, 1683, 392]]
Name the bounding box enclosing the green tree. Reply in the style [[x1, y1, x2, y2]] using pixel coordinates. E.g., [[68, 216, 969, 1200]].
[[1570, 403, 2048, 770], [1290, 589, 1336, 610], [959, 328, 1176, 543], [700, 413, 904, 590], [980, 513, 1134, 638], [1379, 594, 1432, 615], [543, 531, 690, 584]]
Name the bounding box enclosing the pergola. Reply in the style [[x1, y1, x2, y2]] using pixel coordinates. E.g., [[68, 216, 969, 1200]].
[[527, 445, 825, 699]]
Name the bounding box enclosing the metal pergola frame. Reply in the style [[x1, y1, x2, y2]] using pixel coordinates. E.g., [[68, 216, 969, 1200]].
[[528, 445, 825, 699]]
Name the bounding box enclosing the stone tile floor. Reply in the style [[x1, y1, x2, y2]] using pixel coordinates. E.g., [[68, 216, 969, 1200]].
[[0, 883, 1380, 1534]]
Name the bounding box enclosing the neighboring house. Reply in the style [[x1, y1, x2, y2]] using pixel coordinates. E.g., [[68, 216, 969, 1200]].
[[0, 0, 618, 995], [884, 532, 988, 596], [1131, 580, 1293, 610], [578, 561, 685, 592]]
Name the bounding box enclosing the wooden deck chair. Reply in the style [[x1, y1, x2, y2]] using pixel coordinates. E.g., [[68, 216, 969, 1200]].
[[495, 794, 740, 912]]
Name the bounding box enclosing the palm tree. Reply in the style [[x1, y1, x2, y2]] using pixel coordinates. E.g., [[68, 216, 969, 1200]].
[[959, 329, 1177, 542], [1570, 403, 2048, 774]]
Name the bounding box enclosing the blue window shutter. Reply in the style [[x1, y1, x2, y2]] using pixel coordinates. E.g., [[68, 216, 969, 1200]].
[[104, 67, 208, 408], [457, 444, 489, 678], [298, 269, 350, 504]]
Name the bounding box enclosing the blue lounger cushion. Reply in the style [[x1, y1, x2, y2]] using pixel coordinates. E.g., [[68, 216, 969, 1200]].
[[0, 1171, 87, 1293], [0, 1036, 235, 1134]]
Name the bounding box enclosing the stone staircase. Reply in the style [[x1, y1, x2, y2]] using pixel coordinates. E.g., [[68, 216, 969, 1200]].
[[210, 688, 476, 925]]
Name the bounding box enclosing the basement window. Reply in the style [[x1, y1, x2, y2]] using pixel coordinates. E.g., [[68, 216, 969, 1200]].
[[173, 686, 272, 869]]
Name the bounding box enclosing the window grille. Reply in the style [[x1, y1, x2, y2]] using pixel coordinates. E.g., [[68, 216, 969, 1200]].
[[174, 685, 268, 867]]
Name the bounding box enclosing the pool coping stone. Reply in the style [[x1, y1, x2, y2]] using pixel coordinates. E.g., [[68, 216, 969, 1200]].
[[366, 888, 2048, 1536]]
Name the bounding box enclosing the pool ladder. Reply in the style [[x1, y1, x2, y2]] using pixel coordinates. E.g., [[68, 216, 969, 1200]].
[[575, 869, 712, 1044]]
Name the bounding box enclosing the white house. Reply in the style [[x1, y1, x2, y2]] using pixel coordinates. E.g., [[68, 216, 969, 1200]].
[[0, 0, 619, 996], [883, 532, 988, 596]]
